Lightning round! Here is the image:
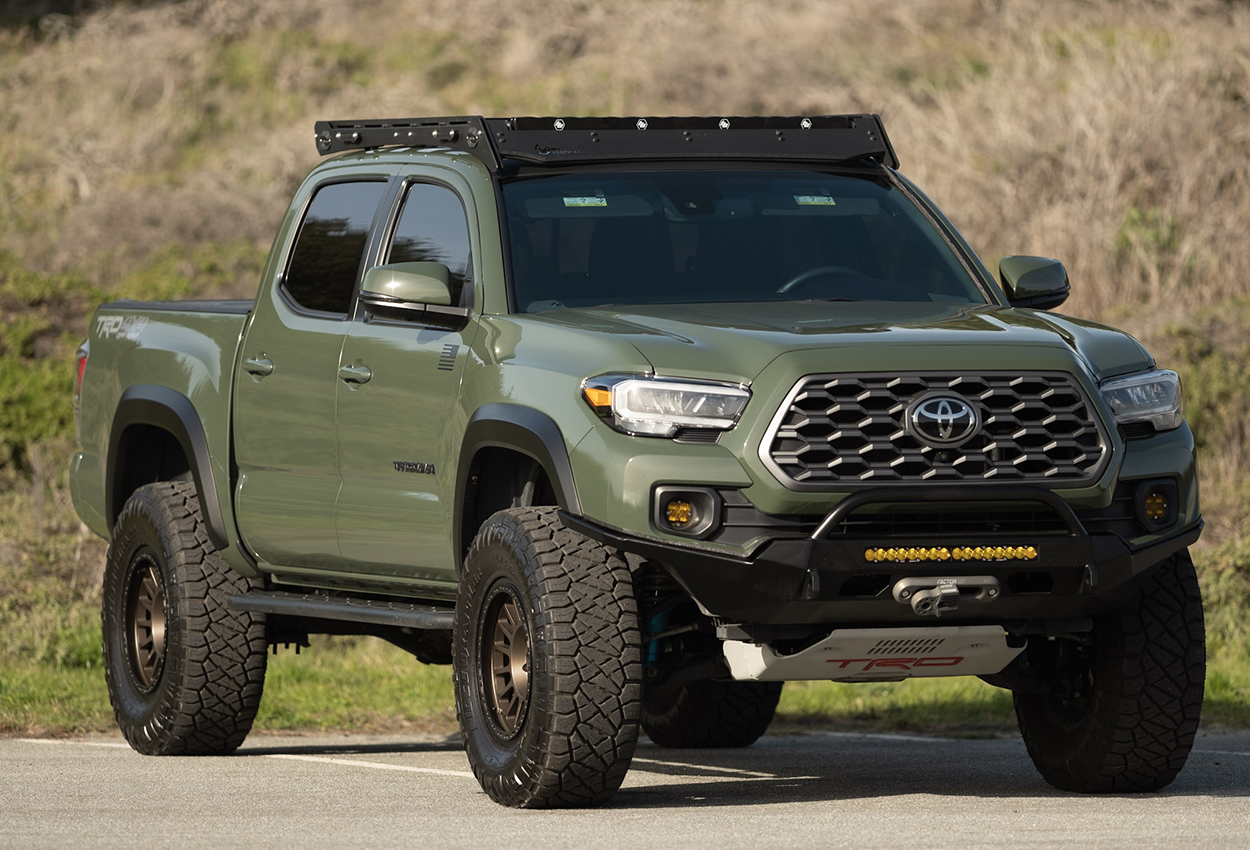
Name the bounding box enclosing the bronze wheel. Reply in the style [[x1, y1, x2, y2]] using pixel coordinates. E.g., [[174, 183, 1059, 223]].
[[102, 481, 267, 755], [124, 550, 166, 691], [480, 586, 530, 737], [454, 507, 642, 808]]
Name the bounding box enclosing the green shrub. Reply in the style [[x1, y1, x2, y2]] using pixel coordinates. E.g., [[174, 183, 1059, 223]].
[[112, 240, 266, 302], [0, 592, 101, 670], [0, 242, 263, 471], [1165, 300, 1250, 452], [0, 253, 100, 470]]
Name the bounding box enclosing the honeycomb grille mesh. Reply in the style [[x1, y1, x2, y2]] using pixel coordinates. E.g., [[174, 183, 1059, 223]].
[[765, 373, 1108, 485]]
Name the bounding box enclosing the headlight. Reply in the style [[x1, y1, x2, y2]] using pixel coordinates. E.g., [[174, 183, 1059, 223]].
[[1099, 369, 1183, 432], [581, 374, 750, 437]]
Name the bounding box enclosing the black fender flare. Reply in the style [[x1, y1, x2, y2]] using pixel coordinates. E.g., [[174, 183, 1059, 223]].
[[106, 385, 229, 550], [454, 403, 583, 559]]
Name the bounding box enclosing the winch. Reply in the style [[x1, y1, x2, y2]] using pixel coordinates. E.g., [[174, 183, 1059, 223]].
[[892, 575, 1003, 617]]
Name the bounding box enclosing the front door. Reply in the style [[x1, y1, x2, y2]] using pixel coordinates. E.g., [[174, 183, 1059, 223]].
[[233, 177, 391, 571], [334, 177, 480, 594]]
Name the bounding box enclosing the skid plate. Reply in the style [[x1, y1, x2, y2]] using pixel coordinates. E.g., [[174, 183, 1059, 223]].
[[723, 625, 1023, 682]]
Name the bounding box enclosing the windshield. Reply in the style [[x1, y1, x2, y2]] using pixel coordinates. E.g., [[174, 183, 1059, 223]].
[[501, 170, 987, 312]]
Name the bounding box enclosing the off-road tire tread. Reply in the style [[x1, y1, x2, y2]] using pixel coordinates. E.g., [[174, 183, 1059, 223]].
[[102, 481, 267, 755], [643, 679, 782, 748], [455, 507, 642, 808], [1014, 550, 1205, 792]]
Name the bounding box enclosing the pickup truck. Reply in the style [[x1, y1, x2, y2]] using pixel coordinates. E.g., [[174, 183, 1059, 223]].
[[71, 115, 1205, 808]]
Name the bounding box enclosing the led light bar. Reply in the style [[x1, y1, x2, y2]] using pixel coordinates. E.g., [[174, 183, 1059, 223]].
[[864, 546, 1039, 563]]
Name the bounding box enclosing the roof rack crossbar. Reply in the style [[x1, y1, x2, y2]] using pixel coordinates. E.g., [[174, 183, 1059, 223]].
[[314, 114, 898, 171]]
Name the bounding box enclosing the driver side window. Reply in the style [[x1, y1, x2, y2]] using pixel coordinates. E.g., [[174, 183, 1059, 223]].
[[387, 182, 474, 307]]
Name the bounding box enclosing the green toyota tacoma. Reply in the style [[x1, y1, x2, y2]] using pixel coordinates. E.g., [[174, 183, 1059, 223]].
[[71, 115, 1205, 807]]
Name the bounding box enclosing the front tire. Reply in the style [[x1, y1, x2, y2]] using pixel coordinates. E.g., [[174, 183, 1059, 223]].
[[642, 679, 782, 748], [1014, 549, 1205, 792], [102, 482, 267, 755], [454, 508, 642, 808]]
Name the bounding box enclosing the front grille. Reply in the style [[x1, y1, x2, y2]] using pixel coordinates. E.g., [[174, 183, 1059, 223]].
[[763, 372, 1108, 486]]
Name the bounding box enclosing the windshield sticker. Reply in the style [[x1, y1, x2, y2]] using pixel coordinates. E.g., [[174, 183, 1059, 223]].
[[563, 195, 608, 208], [794, 194, 837, 206]]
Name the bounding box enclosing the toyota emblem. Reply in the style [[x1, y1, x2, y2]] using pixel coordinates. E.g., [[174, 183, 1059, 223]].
[[908, 394, 979, 446]]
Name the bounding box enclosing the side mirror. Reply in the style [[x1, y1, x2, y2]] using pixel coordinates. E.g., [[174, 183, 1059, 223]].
[[999, 255, 1070, 310], [360, 261, 453, 308]]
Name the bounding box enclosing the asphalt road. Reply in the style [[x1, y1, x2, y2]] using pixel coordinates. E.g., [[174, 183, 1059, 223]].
[[2, 729, 1248, 849]]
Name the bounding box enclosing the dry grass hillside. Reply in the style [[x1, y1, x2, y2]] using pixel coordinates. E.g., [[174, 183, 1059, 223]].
[[1, 0, 1247, 311], [1, 0, 1249, 539], [4, 0, 1250, 734]]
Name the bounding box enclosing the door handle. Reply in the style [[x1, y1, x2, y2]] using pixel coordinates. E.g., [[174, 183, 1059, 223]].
[[243, 356, 274, 377], [338, 363, 372, 384]]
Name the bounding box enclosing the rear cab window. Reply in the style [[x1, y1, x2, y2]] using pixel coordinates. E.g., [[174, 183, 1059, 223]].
[[284, 180, 390, 315]]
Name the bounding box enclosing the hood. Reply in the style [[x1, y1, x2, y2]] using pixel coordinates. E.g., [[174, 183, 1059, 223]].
[[531, 301, 1154, 384]]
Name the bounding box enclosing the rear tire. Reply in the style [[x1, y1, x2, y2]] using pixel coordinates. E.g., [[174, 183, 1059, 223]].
[[102, 481, 267, 755], [642, 678, 782, 748], [1014, 549, 1205, 792], [454, 508, 642, 808]]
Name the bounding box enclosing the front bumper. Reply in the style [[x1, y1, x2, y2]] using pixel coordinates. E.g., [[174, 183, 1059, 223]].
[[561, 485, 1202, 626]]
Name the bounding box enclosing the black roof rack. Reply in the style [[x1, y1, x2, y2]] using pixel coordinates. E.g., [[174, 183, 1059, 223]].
[[313, 114, 899, 171]]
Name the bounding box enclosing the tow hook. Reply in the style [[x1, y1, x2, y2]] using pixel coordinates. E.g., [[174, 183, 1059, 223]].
[[892, 575, 1002, 618]]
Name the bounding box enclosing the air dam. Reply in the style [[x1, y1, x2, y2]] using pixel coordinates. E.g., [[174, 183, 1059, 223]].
[[723, 625, 1024, 682]]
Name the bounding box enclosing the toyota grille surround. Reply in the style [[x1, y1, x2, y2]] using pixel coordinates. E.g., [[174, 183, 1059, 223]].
[[759, 371, 1112, 491]]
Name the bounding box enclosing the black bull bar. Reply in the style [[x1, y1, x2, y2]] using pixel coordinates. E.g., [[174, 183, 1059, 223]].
[[562, 486, 1202, 626]]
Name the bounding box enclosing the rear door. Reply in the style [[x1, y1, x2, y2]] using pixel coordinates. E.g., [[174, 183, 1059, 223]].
[[233, 174, 393, 571], [333, 171, 481, 594]]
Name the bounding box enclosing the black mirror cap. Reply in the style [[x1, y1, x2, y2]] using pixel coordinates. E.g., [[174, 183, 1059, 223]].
[[1000, 255, 1070, 310]]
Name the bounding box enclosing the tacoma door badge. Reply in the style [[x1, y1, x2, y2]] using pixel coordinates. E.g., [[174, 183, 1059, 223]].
[[907, 394, 979, 446], [393, 461, 436, 474]]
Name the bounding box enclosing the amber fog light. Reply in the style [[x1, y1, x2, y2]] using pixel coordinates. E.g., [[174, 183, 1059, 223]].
[[653, 486, 721, 539], [1135, 479, 1179, 531], [666, 500, 693, 527]]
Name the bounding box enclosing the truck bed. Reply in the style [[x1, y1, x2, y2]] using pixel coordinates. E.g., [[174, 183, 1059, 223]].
[[71, 298, 253, 565]]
